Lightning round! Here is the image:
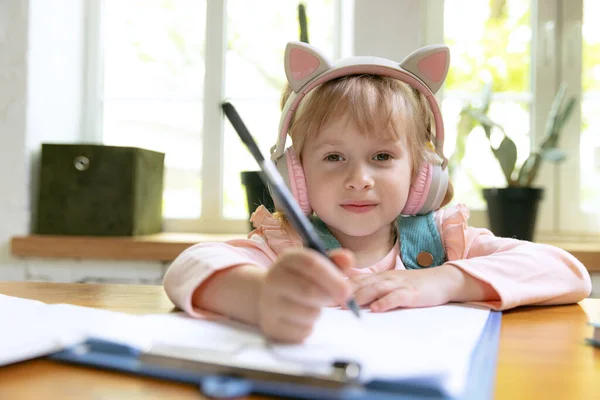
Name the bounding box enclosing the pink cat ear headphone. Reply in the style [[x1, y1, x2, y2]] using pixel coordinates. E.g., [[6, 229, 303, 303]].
[[270, 41, 450, 216]]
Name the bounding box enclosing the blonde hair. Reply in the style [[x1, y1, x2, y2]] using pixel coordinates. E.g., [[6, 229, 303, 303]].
[[281, 75, 445, 180], [274, 75, 453, 230]]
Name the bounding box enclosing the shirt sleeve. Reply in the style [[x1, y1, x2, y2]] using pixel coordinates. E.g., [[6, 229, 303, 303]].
[[436, 205, 592, 310], [162, 234, 277, 317]]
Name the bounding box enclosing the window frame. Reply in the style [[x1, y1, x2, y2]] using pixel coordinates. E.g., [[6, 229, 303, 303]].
[[423, 0, 560, 232], [82, 0, 104, 144], [429, 0, 599, 238], [556, 0, 600, 236]]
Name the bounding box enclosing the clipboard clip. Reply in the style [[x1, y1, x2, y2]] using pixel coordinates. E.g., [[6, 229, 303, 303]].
[[332, 360, 361, 382], [50, 338, 365, 399], [199, 361, 361, 399], [199, 361, 360, 399]]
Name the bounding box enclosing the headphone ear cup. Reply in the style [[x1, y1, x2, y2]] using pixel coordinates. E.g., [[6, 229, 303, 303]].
[[272, 147, 312, 215], [425, 163, 449, 213], [402, 163, 432, 215], [402, 163, 449, 215]]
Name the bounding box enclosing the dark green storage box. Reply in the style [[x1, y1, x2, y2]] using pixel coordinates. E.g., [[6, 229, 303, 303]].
[[36, 144, 165, 236]]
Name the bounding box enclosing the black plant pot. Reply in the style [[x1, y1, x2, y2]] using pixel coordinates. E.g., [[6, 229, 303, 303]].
[[241, 171, 275, 231], [482, 187, 544, 241]]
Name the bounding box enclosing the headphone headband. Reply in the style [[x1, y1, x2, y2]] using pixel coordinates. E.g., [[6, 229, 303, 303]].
[[272, 42, 450, 169]]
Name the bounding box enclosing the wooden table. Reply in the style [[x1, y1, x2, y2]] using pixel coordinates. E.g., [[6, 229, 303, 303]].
[[0, 282, 599, 400]]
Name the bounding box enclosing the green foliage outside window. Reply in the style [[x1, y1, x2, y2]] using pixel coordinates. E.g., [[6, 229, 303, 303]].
[[444, 0, 530, 93], [444, 0, 531, 197]]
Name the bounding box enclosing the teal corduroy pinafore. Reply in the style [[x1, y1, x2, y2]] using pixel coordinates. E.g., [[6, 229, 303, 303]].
[[310, 212, 446, 269]]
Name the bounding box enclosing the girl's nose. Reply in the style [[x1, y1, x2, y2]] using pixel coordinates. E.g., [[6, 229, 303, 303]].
[[344, 164, 374, 191]]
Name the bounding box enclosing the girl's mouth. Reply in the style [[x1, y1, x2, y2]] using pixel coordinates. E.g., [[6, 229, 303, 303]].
[[341, 204, 377, 214]]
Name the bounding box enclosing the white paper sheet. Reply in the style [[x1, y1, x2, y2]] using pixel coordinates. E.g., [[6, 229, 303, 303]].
[[0, 295, 65, 365], [0, 296, 151, 365], [0, 294, 490, 397], [138, 304, 491, 396], [269, 304, 491, 396]]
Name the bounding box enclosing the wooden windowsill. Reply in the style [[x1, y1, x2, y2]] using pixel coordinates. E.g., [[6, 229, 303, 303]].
[[9, 234, 600, 272], [10, 233, 245, 262]]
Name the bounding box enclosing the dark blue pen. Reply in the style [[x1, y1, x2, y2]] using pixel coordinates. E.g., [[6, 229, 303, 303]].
[[221, 101, 361, 319]]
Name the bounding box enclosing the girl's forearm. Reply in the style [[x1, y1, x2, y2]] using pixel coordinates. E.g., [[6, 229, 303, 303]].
[[191, 265, 267, 325], [441, 264, 500, 303]]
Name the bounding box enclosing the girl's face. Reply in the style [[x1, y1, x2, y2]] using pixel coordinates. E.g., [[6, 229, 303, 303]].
[[302, 116, 413, 243]]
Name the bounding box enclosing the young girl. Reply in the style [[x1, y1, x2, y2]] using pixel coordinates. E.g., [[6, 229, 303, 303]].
[[164, 42, 591, 343]]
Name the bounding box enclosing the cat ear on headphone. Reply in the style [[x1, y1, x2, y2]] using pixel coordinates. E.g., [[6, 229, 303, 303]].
[[399, 45, 450, 94], [284, 41, 333, 93]]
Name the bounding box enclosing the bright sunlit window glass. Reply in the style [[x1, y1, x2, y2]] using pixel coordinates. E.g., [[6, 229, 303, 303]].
[[222, 0, 336, 220], [442, 0, 532, 209], [102, 0, 206, 219], [580, 0, 600, 213]]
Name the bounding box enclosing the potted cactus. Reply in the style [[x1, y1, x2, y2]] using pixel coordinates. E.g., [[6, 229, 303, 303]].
[[461, 83, 576, 241]]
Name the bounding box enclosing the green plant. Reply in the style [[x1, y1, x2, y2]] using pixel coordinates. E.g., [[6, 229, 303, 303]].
[[448, 82, 493, 187], [460, 83, 576, 187], [298, 3, 309, 43]]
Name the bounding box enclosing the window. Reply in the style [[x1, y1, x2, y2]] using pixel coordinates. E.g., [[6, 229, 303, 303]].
[[100, 0, 206, 221], [439, 0, 599, 236], [92, 0, 344, 233], [442, 0, 533, 210], [580, 0, 600, 214], [562, 0, 600, 233], [89, 0, 597, 236]]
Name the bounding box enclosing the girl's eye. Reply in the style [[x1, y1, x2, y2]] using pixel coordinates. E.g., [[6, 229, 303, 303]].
[[373, 153, 392, 161], [325, 154, 343, 162]]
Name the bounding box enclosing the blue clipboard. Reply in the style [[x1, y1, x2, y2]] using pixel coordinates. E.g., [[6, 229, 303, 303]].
[[586, 322, 599, 347], [48, 311, 502, 400]]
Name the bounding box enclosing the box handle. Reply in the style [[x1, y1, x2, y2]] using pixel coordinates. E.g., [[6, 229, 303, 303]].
[[74, 156, 90, 171]]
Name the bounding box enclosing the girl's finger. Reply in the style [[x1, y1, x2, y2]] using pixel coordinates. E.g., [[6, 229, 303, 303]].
[[349, 271, 395, 286], [271, 271, 333, 307], [354, 279, 398, 306], [264, 318, 315, 344], [370, 287, 418, 312], [349, 274, 376, 286], [328, 249, 361, 277], [283, 249, 352, 304], [271, 296, 321, 326]]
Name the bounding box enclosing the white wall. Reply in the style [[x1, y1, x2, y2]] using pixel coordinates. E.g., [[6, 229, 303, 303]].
[[26, 0, 87, 226], [0, 0, 30, 280]]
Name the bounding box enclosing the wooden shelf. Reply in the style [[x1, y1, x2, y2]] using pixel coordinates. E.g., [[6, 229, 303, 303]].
[[10, 233, 245, 262], [9, 234, 600, 272]]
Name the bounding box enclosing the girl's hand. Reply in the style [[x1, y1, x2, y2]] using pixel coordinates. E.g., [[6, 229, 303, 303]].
[[349, 265, 484, 312], [257, 248, 354, 343]]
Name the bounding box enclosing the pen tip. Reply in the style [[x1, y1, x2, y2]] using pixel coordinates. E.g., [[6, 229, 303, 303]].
[[347, 299, 361, 318]]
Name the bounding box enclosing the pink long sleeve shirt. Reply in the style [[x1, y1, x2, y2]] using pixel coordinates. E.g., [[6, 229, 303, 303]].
[[163, 204, 592, 317]]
